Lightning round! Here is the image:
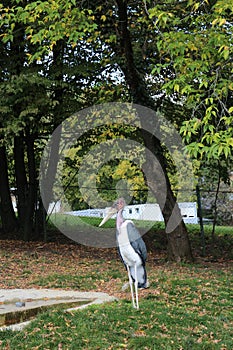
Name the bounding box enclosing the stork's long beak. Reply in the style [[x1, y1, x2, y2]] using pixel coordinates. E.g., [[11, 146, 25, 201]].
[[99, 207, 118, 227]]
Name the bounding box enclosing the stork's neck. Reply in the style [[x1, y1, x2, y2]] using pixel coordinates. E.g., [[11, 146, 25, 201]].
[[116, 209, 124, 230]]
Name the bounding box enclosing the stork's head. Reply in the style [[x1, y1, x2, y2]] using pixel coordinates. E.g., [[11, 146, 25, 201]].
[[99, 197, 126, 227], [115, 197, 125, 211]]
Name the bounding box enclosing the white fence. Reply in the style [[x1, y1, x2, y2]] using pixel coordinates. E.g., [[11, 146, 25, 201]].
[[65, 202, 198, 224], [66, 208, 105, 218]]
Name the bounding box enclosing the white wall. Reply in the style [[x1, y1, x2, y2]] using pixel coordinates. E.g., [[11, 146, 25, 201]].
[[66, 202, 198, 224]]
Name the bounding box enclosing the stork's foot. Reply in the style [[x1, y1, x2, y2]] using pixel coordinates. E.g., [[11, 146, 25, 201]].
[[122, 281, 149, 291], [121, 282, 130, 291], [138, 280, 150, 289]]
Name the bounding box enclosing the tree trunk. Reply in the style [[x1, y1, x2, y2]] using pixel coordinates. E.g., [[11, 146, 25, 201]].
[[115, 0, 193, 261], [14, 135, 28, 239], [0, 145, 18, 233], [40, 41, 64, 214], [23, 132, 37, 240], [141, 129, 193, 261], [211, 162, 221, 240], [14, 132, 41, 240], [40, 125, 62, 213]]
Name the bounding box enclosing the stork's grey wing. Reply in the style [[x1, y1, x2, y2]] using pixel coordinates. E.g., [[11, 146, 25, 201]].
[[127, 222, 147, 263]]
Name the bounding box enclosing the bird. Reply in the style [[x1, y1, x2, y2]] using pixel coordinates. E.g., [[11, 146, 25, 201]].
[[99, 197, 148, 309]]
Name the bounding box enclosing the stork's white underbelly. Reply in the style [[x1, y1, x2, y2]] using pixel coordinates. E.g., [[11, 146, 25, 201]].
[[117, 221, 142, 267]]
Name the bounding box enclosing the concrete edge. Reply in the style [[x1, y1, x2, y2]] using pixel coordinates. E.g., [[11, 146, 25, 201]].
[[0, 289, 117, 332]]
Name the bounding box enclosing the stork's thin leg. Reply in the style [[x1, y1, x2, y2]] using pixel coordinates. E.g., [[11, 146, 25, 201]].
[[126, 265, 136, 308], [134, 264, 139, 309]]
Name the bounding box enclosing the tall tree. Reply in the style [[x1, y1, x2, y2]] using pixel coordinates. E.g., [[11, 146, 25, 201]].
[[147, 0, 233, 236], [0, 0, 194, 260], [0, 3, 18, 234], [1, 0, 231, 258], [0, 0, 104, 239], [146, 0, 233, 168], [113, 0, 193, 261]]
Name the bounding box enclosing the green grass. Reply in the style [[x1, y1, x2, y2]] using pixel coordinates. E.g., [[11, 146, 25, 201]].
[[185, 223, 233, 236], [49, 214, 233, 234], [1, 266, 232, 349], [0, 216, 232, 349], [33, 268, 123, 290], [48, 214, 233, 260]]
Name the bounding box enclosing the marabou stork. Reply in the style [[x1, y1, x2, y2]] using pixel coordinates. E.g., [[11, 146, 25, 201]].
[[99, 198, 148, 309]]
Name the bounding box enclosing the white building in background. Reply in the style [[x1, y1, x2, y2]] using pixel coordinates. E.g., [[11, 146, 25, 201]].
[[66, 208, 105, 218], [116, 202, 197, 224], [48, 201, 61, 214], [177, 202, 198, 224], [66, 202, 198, 224], [11, 194, 17, 212], [121, 203, 164, 222]]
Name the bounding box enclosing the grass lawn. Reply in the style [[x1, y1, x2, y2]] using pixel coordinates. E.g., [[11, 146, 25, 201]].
[[0, 223, 232, 349]]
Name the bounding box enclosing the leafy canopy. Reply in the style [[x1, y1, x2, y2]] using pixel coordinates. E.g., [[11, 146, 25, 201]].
[[147, 0, 233, 161]]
